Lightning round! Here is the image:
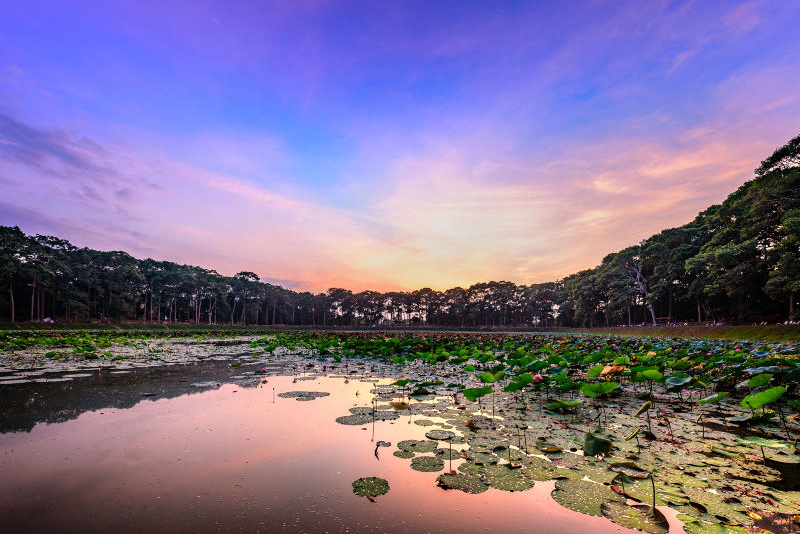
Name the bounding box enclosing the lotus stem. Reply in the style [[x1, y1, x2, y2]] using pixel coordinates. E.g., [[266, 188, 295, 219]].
[[650, 475, 656, 513], [775, 402, 792, 441]]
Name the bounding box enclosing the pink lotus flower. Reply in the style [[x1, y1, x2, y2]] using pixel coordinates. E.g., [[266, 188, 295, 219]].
[[532, 374, 544, 383]]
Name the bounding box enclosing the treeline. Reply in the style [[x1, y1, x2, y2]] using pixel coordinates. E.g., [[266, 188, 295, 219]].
[[1, 134, 798, 327]]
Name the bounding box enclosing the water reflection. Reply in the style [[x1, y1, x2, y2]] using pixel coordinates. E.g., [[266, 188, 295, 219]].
[[1, 367, 668, 534], [0, 361, 267, 433]]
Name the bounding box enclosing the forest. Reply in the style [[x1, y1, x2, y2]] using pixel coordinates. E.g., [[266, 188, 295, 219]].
[[1, 134, 798, 328]]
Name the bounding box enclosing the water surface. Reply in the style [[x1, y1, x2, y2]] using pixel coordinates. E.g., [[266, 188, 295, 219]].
[[1, 361, 678, 533]]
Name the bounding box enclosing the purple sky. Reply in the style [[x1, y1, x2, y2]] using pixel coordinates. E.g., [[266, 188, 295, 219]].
[[2, 0, 799, 291]]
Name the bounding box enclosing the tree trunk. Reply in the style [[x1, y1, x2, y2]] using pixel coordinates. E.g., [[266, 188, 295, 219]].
[[668, 291, 673, 322], [697, 301, 702, 323], [9, 274, 15, 323], [30, 278, 36, 321]]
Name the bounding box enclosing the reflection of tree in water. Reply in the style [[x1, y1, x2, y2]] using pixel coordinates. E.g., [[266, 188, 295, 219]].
[[0, 361, 269, 433]]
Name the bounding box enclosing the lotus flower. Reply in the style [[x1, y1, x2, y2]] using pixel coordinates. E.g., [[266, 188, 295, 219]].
[[532, 374, 544, 383]]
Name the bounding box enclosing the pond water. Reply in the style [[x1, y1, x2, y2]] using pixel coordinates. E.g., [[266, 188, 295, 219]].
[[0, 359, 684, 533]]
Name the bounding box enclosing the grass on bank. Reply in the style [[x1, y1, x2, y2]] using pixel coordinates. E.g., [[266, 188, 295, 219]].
[[0, 322, 798, 342]]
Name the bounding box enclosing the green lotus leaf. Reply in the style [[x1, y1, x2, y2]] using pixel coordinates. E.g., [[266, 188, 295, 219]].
[[698, 392, 728, 405], [741, 386, 786, 410], [463, 385, 493, 402], [551, 478, 624, 517], [588, 364, 604, 378], [410, 455, 444, 472], [584, 432, 612, 456], [640, 370, 663, 381], [608, 462, 650, 479], [601, 501, 669, 533], [352, 477, 389, 499], [436, 473, 488, 494], [425, 429, 456, 441], [746, 373, 772, 388]]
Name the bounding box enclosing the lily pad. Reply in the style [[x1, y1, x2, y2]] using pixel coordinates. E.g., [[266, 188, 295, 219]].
[[436, 473, 489, 494], [484, 464, 535, 492], [600, 501, 669, 533], [397, 440, 439, 453], [584, 432, 612, 456], [551, 478, 624, 517], [352, 477, 389, 499], [335, 413, 372, 425], [410, 456, 445, 472], [609, 462, 650, 479], [425, 429, 455, 441], [393, 450, 415, 459], [277, 390, 330, 399], [681, 519, 751, 534], [536, 442, 562, 453]]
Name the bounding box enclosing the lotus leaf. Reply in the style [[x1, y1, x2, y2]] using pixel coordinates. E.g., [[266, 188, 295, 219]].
[[436, 473, 488, 494], [600, 501, 669, 533], [352, 477, 389, 499], [410, 455, 444, 472], [551, 479, 624, 517]]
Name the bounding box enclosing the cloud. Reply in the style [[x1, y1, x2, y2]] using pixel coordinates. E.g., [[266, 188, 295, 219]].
[[0, 114, 112, 179]]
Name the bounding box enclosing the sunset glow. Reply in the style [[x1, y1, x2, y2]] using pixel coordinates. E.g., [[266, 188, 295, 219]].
[[2, 1, 799, 291]]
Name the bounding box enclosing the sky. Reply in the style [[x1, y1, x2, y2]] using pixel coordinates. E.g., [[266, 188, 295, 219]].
[[1, 0, 800, 292]]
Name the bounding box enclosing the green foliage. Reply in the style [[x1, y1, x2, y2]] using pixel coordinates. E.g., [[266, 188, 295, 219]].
[[698, 392, 728, 405], [587, 364, 604, 378], [640, 369, 663, 382], [746, 373, 772, 388], [583, 432, 612, 456], [462, 386, 493, 402], [741, 386, 786, 410], [580, 381, 619, 398]]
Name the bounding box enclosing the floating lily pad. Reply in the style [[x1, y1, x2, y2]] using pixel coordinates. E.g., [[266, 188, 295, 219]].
[[414, 419, 435, 426], [352, 477, 390, 499], [335, 413, 372, 425], [393, 450, 414, 459], [434, 447, 460, 460], [411, 455, 444, 472], [551, 479, 624, 517], [484, 464, 535, 492], [600, 501, 669, 533], [425, 429, 455, 441], [681, 519, 751, 534], [609, 461, 650, 479], [277, 391, 330, 399], [397, 440, 438, 453], [536, 442, 562, 453], [436, 473, 488, 494]]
